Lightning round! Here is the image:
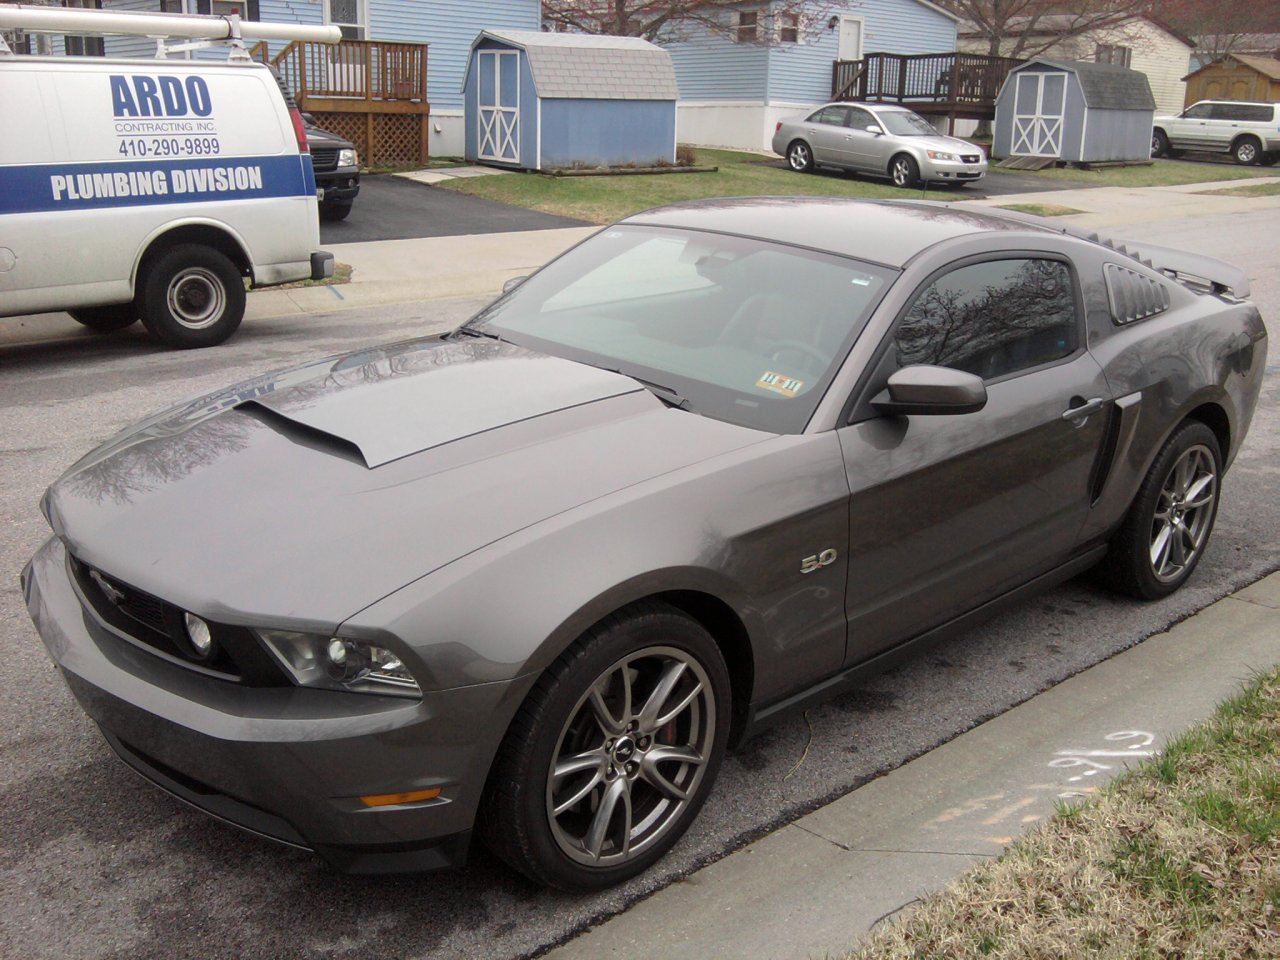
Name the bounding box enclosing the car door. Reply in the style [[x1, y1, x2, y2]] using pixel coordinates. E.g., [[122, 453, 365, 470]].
[[1166, 102, 1214, 150], [841, 106, 885, 172], [803, 105, 852, 165], [836, 255, 1113, 665]]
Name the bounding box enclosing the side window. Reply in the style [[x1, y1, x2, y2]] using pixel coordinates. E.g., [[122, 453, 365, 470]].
[[1182, 103, 1212, 120], [1210, 103, 1245, 121], [807, 106, 849, 125], [846, 107, 875, 130], [895, 259, 1078, 381]]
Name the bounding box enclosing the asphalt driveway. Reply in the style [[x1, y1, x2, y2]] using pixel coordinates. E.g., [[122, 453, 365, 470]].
[[319, 174, 587, 244]]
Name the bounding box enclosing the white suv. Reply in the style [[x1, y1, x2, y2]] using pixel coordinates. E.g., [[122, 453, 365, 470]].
[[1151, 100, 1280, 166]]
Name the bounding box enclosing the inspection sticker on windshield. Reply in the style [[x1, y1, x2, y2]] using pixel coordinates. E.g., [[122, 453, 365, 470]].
[[756, 371, 803, 397]]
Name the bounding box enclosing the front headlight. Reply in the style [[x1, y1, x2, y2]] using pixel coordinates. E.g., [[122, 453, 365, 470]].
[[258, 629, 421, 698], [337, 148, 358, 168], [927, 150, 960, 162]]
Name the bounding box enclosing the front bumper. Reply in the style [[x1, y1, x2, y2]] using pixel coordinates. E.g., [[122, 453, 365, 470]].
[[21, 536, 528, 874], [920, 156, 987, 182], [316, 171, 361, 203]]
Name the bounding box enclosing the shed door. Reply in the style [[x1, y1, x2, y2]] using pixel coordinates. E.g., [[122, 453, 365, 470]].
[[1011, 71, 1067, 157], [477, 50, 520, 163]]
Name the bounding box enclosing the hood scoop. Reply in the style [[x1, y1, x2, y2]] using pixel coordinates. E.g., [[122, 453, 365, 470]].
[[237, 339, 642, 467]]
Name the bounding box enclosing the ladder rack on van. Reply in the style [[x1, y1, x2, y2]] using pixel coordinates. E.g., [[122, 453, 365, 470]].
[[0, 4, 340, 60]]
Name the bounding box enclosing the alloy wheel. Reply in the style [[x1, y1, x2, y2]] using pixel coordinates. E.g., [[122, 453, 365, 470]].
[[788, 143, 811, 171], [546, 645, 715, 867], [1149, 443, 1217, 583]]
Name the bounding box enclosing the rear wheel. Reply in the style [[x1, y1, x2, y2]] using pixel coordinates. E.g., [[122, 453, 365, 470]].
[[139, 244, 245, 349], [1151, 129, 1171, 158], [1099, 421, 1221, 600], [787, 140, 814, 173], [481, 603, 731, 891], [1260, 152, 1278, 167], [69, 303, 139, 333], [890, 153, 920, 188], [1232, 136, 1262, 165]]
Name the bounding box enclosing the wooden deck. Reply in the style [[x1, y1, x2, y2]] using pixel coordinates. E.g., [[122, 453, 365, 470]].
[[254, 39, 431, 166], [832, 52, 1022, 130]]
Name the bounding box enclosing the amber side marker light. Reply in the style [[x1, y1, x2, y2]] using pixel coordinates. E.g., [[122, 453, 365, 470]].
[[359, 788, 442, 808]]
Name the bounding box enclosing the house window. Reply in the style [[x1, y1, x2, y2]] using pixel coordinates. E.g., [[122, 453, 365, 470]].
[[778, 12, 799, 44], [63, 0, 105, 55], [325, 0, 366, 40], [159, 0, 183, 12], [1095, 44, 1131, 67], [736, 10, 758, 43], [195, 0, 261, 19]]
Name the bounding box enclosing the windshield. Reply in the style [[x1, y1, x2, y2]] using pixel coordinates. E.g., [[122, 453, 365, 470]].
[[463, 226, 893, 433], [877, 110, 938, 137]]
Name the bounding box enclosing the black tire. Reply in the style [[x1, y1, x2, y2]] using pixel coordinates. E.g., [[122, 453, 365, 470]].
[[1151, 129, 1171, 159], [138, 244, 245, 349], [1259, 152, 1278, 167], [69, 303, 139, 333], [1232, 136, 1262, 166], [786, 140, 814, 173], [320, 200, 353, 221], [890, 153, 920, 188], [1099, 421, 1222, 601], [480, 602, 731, 891]]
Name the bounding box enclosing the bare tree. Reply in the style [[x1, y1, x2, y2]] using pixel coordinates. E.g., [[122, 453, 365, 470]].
[[541, 1, 835, 45], [940, 0, 1157, 59], [1157, 0, 1280, 62]]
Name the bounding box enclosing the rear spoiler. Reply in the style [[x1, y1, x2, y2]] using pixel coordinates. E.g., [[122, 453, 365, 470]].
[[1059, 226, 1251, 299]]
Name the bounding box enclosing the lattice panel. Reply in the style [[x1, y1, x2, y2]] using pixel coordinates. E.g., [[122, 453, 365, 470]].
[[305, 112, 426, 167], [373, 114, 425, 166]]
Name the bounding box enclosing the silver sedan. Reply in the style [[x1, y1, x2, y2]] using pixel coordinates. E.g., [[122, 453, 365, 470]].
[[773, 102, 988, 187]]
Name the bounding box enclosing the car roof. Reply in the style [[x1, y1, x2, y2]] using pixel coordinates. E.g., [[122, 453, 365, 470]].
[[622, 198, 1055, 269]]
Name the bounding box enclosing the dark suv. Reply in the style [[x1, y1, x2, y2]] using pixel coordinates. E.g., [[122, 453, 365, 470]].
[[305, 117, 361, 221], [1151, 100, 1280, 166]]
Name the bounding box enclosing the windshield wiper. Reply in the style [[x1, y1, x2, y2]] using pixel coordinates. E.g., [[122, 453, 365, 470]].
[[605, 369, 691, 411], [453, 327, 504, 342]]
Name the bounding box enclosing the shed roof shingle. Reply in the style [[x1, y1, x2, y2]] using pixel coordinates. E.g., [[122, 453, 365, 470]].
[[1019, 57, 1156, 110], [472, 29, 679, 101]]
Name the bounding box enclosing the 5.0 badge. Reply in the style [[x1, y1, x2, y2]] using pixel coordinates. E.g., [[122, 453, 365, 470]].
[[800, 548, 838, 575]]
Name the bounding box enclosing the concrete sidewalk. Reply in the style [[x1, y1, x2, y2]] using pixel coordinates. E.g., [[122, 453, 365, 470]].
[[241, 174, 1279, 323], [544, 571, 1280, 960]]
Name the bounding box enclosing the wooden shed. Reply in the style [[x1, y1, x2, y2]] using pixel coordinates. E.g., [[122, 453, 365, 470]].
[[462, 30, 678, 171], [994, 58, 1155, 163], [1183, 54, 1280, 106]]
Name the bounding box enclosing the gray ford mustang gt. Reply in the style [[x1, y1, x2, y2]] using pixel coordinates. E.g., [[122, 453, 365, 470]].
[[22, 199, 1266, 891]]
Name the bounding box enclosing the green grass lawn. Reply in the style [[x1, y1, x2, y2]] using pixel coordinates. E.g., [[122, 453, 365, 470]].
[[1195, 181, 1280, 198], [1005, 157, 1275, 188], [436, 149, 950, 223]]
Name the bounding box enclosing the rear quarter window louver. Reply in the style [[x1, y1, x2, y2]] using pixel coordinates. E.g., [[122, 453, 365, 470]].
[[1104, 263, 1170, 325]]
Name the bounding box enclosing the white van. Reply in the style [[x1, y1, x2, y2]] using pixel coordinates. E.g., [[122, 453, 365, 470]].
[[0, 7, 339, 348]]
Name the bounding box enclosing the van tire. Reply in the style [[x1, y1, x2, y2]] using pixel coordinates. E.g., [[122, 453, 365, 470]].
[[69, 304, 139, 333], [139, 245, 245, 349]]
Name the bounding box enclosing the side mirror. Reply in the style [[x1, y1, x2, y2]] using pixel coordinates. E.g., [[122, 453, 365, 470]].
[[871, 365, 987, 416], [502, 275, 527, 295], [865, 125, 882, 136]]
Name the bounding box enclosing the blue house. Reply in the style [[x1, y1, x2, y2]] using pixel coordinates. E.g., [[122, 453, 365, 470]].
[[665, 0, 960, 151], [462, 31, 678, 170], [89, 0, 541, 157]]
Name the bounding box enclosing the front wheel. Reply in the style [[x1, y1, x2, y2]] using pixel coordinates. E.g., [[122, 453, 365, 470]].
[[320, 200, 353, 221], [139, 244, 245, 349], [1099, 421, 1221, 600], [1233, 136, 1262, 165], [480, 603, 731, 890], [890, 153, 920, 188], [787, 140, 814, 173], [69, 303, 139, 333]]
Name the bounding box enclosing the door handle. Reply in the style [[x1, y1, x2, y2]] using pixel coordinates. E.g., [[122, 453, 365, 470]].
[[1062, 397, 1106, 421]]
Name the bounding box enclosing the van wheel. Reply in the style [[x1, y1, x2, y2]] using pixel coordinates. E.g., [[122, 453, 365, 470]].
[[139, 245, 245, 349], [320, 200, 353, 221], [1232, 136, 1261, 166], [69, 304, 139, 333]]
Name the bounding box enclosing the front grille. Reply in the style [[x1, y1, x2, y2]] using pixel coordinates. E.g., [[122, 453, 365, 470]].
[[961, 154, 981, 164], [311, 148, 338, 173], [68, 555, 288, 686]]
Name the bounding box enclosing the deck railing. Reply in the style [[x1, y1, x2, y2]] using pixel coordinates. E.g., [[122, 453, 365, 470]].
[[273, 38, 427, 103], [832, 52, 1022, 108]]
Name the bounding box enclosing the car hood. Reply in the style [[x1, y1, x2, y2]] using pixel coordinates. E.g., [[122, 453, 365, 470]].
[[305, 126, 353, 150], [908, 134, 983, 156], [46, 337, 768, 629]]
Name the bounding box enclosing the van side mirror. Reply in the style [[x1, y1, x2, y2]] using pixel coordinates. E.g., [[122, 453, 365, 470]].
[[871, 365, 987, 416], [502, 275, 527, 295]]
